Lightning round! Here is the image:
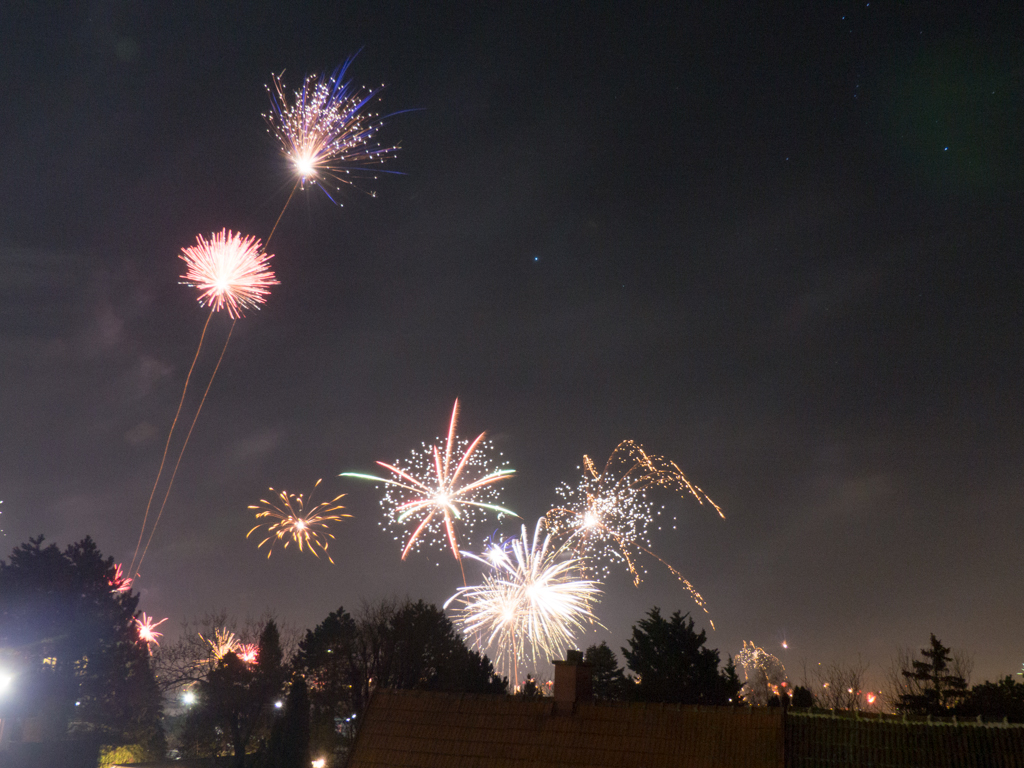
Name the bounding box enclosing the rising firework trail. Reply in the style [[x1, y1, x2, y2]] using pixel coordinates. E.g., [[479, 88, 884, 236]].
[[544, 440, 722, 618], [446, 519, 602, 687], [341, 400, 516, 582], [247, 479, 350, 563], [263, 53, 402, 240], [129, 231, 278, 582]]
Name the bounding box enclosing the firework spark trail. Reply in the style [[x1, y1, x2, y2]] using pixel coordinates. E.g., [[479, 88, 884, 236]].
[[544, 440, 721, 619], [341, 400, 516, 581], [129, 231, 278, 582], [446, 519, 603, 687], [263, 54, 402, 232], [247, 479, 350, 563], [136, 613, 168, 649]]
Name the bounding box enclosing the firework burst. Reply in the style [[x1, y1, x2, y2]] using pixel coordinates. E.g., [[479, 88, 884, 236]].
[[736, 641, 788, 705], [202, 628, 240, 661], [341, 400, 516, 576], [264, 56, 400, 205], [179, 229, 279, 319], [247, 479, 350, 564], [445, 519, 602, 686], [236, 643, 259, 665], [136, 613, 168, 648], [544, 440, 721, 612], [109, 563, 133, 593]]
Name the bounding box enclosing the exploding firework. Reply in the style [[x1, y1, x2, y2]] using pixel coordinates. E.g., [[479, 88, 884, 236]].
[[544, 440, 721, 613], [341, 400, 516, 576], [202, 628, 240, 661], [109, 563, 133, 593], [236, 643, 259, 665], [736, 641, 788, 706], [247, 479, 350, 564], [179, 229, 279, 319], [136, 613, 168, 649], [446, 519, 602, 686], [264, 56, 400, 206]]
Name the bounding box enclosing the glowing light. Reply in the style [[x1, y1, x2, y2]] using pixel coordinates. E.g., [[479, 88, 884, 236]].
[[446, 519, 602, 685], [182, 689, 197, 706], [247, 479, 350, 563], [264, 56, 401, 204], [136, 613, 168, 648], [179, 229, 279, 319], [342, 400, 516, 574], [866, 691, 877, 705], [544, 440, 720, 612]]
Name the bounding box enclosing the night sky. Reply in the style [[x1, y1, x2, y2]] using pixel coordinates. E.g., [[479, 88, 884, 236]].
[[2, 1, 1022, 691]]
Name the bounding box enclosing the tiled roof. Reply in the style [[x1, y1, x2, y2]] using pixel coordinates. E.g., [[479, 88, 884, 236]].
[[786, 710, 1024, 768], [347, 689, 784, 768]]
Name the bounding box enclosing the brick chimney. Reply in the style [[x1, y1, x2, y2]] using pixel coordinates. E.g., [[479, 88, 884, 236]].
[[552, 649, 592, 714]]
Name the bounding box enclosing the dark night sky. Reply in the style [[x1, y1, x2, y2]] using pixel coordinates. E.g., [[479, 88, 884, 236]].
[[1, 1, 1022, 691]]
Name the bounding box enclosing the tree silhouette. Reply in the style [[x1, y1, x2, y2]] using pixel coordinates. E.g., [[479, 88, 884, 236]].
[[263, 675, 311, 768], [898, 634, 968, 716], [0, 536, 163, 755], [290, 600, 505, 763], [621, 608, 740, 705], [957, 676, 1024, 723], [292, 606, 363, 757], [584, 642, 627, 701], [182, 619, 286, 766]]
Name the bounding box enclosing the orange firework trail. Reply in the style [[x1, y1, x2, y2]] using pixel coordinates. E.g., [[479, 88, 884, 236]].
[[128, 231, 278, 582]]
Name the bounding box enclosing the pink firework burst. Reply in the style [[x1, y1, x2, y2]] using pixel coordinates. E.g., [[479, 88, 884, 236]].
[[136, 612, 168, 648], [236, 643, 259, 665], [109, 563, 133, 593], [179, 229, 280, 318]]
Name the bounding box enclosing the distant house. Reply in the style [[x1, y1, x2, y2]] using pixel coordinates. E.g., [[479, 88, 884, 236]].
[[347, 654, 1024, 768]]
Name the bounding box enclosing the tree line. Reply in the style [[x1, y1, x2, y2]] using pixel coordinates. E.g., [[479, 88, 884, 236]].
[[3, 535, 1022, 768]]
